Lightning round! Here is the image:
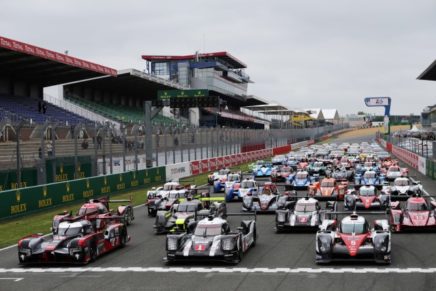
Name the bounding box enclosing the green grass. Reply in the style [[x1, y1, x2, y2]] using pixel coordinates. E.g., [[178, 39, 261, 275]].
[[0, 161, 255, 249]]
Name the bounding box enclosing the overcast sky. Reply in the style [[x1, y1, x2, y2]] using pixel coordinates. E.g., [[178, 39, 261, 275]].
[[1, 0, 436, 115]]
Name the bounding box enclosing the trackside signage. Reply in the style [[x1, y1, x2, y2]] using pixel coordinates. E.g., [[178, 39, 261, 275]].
[[190, 161, 200, 176], [0, 167, 165, 220], [166, 162, 191, 181]]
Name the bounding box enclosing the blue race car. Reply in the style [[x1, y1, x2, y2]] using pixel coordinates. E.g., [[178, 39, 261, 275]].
[[223, 173, 242, 201], [354, 170, 385, 187], [287, 171, 313, 190], [229, 178, 259, 201], [253, 163, 273, 177]]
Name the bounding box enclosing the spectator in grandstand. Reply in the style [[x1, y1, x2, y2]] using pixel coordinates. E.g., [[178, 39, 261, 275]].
[[96, 135, 102, 149], [42, 102, 47, 114], [38, 146, 42, 159], [174, 136, 179, 147], [81, 138, 89, 150], [45, 141, 53, 157]]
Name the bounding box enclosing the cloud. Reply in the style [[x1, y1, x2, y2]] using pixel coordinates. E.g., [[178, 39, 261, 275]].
[[1, 0, 436, 114]]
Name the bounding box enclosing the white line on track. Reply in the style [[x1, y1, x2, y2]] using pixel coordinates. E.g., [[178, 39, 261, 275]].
[[2, 267, 436, 274], [0, 277, 23, 282]]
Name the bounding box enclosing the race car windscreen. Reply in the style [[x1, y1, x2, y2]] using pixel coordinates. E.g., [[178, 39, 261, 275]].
[[296, 173, 307, 179], [340, 222, 368, 234], [164, 184, 178, 191], [78, 206, 98, 216], [314, 162, 323, 167], [321, 181, 335, 187], [360, 187, 375, 196], [168, 192, 179, 199], [389, 167, 400, 172], [219, 170, 228, 175], [176, 204, 197, 212], [57, 226, 82, 236], [241, 181, 255, 188], [407, 201, 428, 211], [295, 203, 316, 212], [228, 175, 239, 181], [194, 224, 222, 236], [394, 179, 409, 186]]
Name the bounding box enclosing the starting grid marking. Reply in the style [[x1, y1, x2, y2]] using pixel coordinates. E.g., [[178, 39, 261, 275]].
[[2, 267, 436, 274]]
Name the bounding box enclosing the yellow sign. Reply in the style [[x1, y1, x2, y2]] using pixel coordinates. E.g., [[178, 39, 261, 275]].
[[292, 115, 312, 122]]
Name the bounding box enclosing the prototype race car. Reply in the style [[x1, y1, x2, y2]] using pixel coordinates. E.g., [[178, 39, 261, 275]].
[[153, 197, 227, 234], [76, 196, 134, 226], [275, 197, 336, 232], [354, 170, 385, 187], [308, 161, 327, 176], [236, 178, 259, 199], [165, 214, 256, 264], [208, 168, 231, 185], [387, 177, 422, 200], [252, 162, 273, 177], [308, 178, 348, 200], [315, 212, 391, 264], [271, 155, 287, 165], [287, 171, 313, 190], [344, 185, 389, 210], [331, 166, 354, 181], [385, 165, 408, 181], [18, 215, 129, 264], [241, 182, 279, 212], [389, 196, 436, 232], [146, 182, 194, 217], [271, 165, 294, 182]]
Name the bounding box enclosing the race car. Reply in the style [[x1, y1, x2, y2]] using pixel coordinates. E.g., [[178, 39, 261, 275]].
[[297, 159, 309, 171], [271, 155, 287, 165], [236, 178, 259, 199], [165, 214, 256, 264], [287, 171, 313, 190], [384, 165, 408, 181], [252, 162, 273, 177], [275, 197, 336, 232], [386, 177, 422, 200], [286, 156, 299, 169], [153, 197, 227, 234], [146, 182, 194, 217], [241, 182, 279, 212], [208, 168, 231, 185], [354, 170, 385, 187], [18, 215, 129, 264], [308, 161, 327, 176], [76, 196, 134, 226], [389, 196, 436, 232], [315, 212, 391, 264], [271, 165, 294, 182], [308, 177, 348, 200], [331, 166, 354, 182], [344, 185, 389, 210], [361, 161, 380, 173]]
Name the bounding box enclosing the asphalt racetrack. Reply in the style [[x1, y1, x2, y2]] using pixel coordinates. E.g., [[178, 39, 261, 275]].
[[2, 134, 436, 291]]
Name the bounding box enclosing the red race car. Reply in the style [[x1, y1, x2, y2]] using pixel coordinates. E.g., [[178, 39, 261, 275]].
[[390, 196, 436, 232], [308, 178, 348, 200], [18, 214, 129, 264], [78, 196, 134, 225]]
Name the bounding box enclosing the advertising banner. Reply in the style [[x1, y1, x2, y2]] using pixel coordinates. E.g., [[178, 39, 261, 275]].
[[166, 162, 191, 181]]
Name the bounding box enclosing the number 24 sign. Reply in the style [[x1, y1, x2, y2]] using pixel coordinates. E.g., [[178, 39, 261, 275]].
[[364, 97, 390, 107]]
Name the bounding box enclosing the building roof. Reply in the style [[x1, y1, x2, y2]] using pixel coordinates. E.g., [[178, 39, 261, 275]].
[[0, 35, 116, 86], [322, 109, 339, 120], [305, 108, 324, 120], [63, 69, 186, 100], [142, 51, 247, 69], [242, 104, 295, 115], [417, 60, 436, 81]]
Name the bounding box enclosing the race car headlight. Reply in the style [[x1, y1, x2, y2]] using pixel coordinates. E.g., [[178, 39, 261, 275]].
[[167, 238, 178, 251], [317, 237, 331, 254], [69, 247, 82, 255], [21, 248, 31, 256], [222, 238, 235, 251]]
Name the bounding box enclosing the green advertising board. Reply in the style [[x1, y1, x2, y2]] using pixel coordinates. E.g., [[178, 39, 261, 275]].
[[0, 166, 166, 220], [158, 89, 209, 99], [0, 168, 38, 191], [46, 156, 92, 183]]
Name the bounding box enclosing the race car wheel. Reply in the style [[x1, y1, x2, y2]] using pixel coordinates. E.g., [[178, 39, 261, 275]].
[[148, 208, 157, 217], [252, 228, 257, 247], [124, 209, 133, 225], [120, 231, 127, 247], [89, 246, 97, 262]]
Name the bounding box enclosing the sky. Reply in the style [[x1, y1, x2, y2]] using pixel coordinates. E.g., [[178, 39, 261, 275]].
[[1, 0, 436, 115]]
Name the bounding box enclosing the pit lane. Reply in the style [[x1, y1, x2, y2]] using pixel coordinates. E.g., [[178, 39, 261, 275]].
[[1, 135, 436, 291]]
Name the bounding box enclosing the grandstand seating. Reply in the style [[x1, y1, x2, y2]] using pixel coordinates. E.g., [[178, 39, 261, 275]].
[[65, 94, 179, 126], [0, 95, 90, 125]]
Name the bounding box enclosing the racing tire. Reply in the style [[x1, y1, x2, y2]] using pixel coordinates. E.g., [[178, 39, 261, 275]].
[[124, 208, 133, 225], [148, 208, 157, 217], [252, 228, 257, 247], [89, 245, 97, 262], [120, 231, 127, 247]]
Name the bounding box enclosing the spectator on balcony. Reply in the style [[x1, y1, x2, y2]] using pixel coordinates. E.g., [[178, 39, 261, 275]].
[[46, 141, 53, 157], [81, 138, 89, 149], [42, 102, 47, 114], [96, 135, 102, 149]]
